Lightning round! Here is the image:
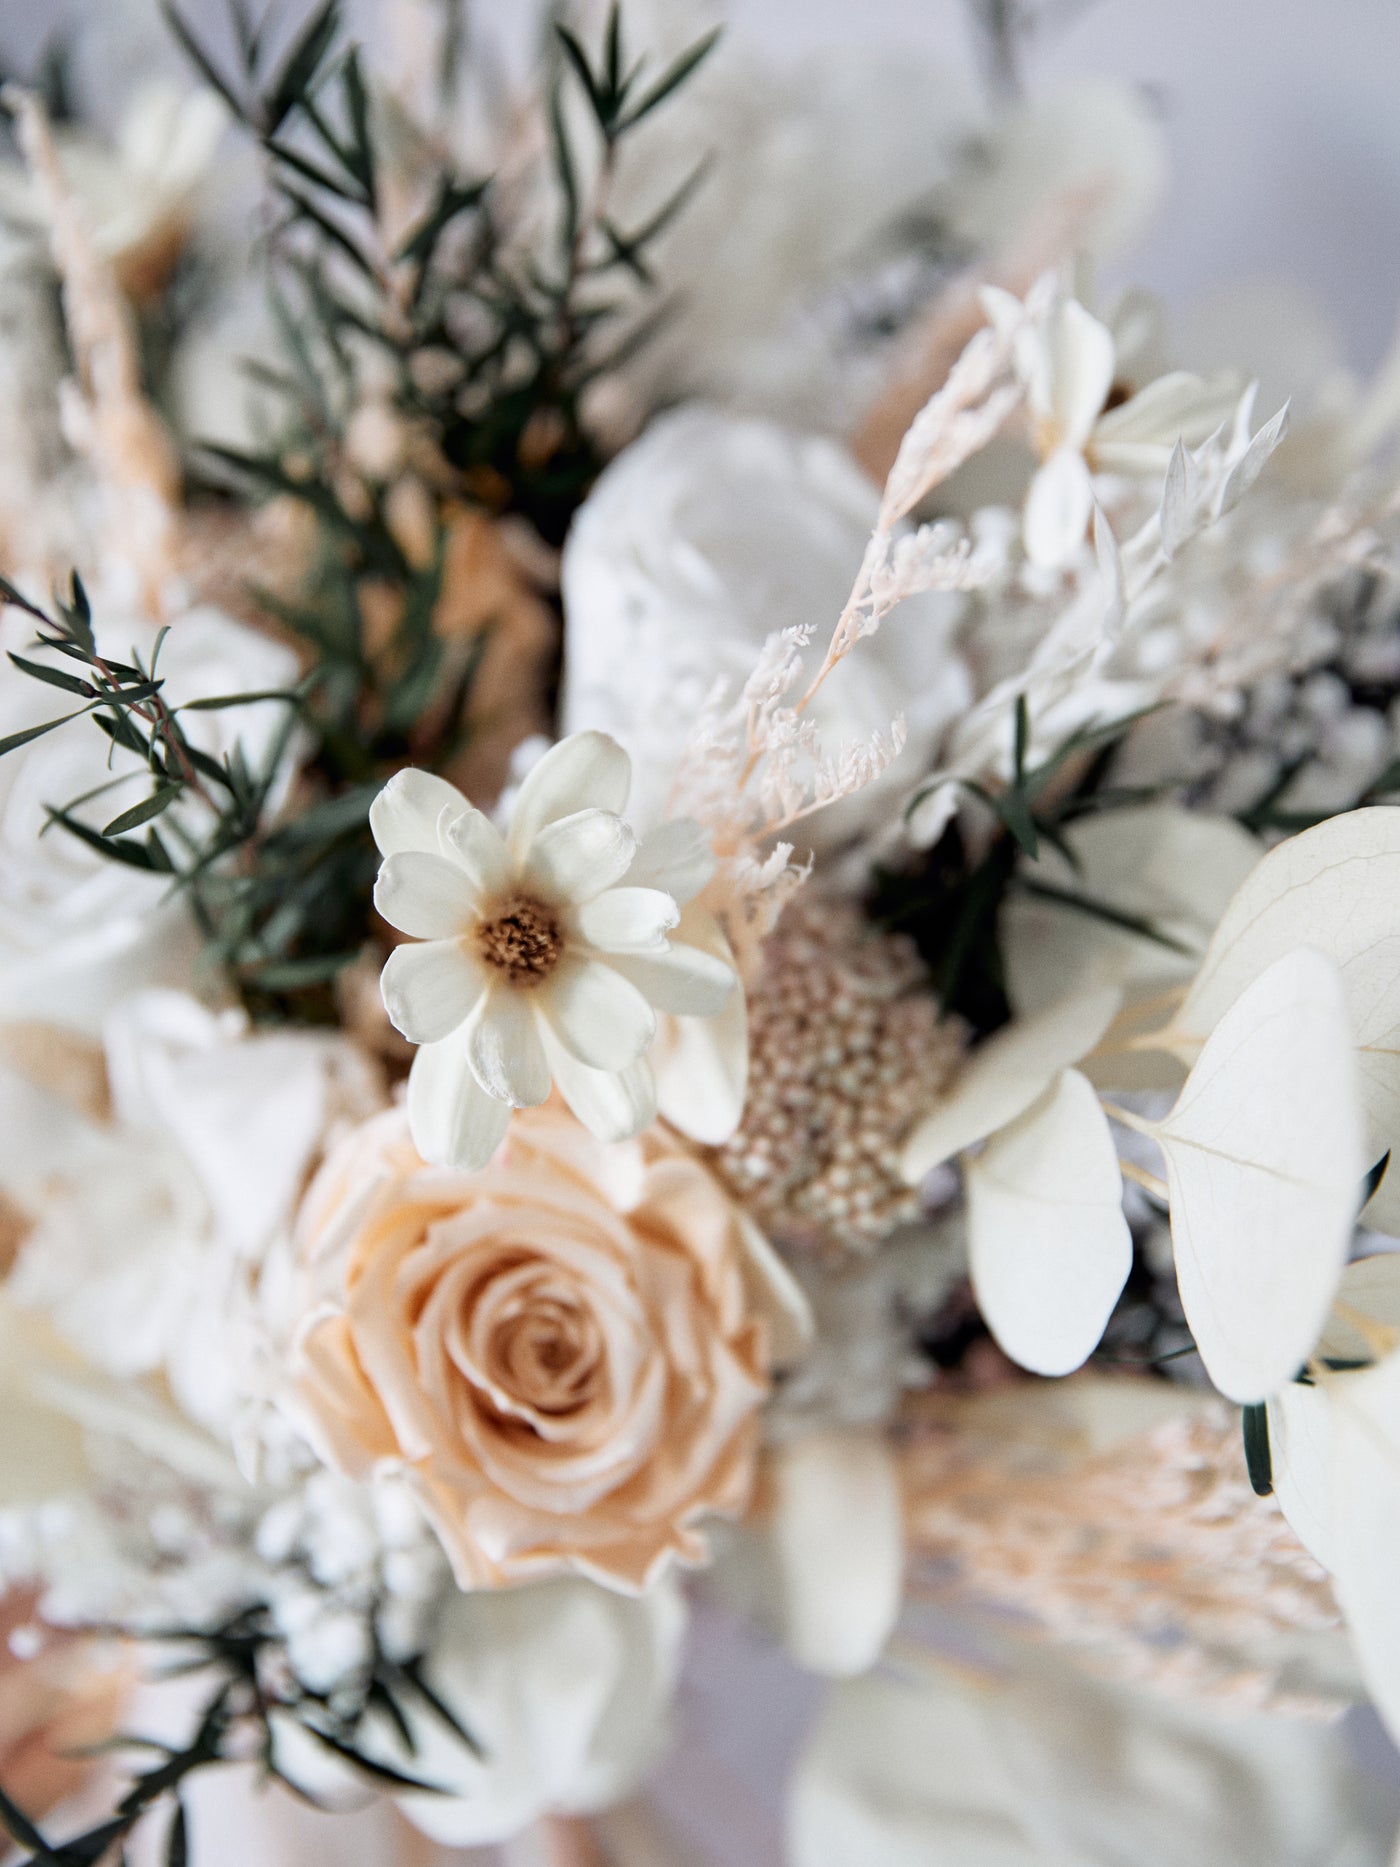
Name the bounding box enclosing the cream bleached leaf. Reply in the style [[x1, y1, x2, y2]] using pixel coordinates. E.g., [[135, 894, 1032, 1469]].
[[765, 1430, 904, 1678], [1152, 947, 1365, 1403], [1267, 1380, 1337, 1572], [1268, 1253, 1400, 1575], [965, 1068, 1131, 1377], [1329, 1349, 1400, 1752], [1004, 806, 1260, 1019], [1161, 808, 1400, 1234], [900, 984, 1122, 1182]]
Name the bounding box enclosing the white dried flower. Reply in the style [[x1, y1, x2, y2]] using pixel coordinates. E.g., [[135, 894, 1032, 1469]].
[[372, 731, 743, 1167]]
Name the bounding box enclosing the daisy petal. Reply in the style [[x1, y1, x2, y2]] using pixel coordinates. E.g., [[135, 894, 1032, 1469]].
[[538, 956, 656, 1071], [575, 887, 679, 953], [441, 807, 513, 898], [380, 941, 486, 1044], [625, 818, 715, 905], [467, 989, 551, 1107], [541, 1028, 657, 1142], [652, 989, 748, 1145], [374, 851, 479, 938], [608, 938, 735, 1016], [508, 731, 631, 858], [370, 769, 470, 858], [408, 1034, 511, 1170], [523, 808, 636, 904]]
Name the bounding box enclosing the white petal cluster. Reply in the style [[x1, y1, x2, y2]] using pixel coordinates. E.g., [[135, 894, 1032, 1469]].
[[372, 730, 743, 1169]]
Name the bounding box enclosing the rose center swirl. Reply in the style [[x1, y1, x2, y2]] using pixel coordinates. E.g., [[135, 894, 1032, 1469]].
[[474, 894, 564, 986]]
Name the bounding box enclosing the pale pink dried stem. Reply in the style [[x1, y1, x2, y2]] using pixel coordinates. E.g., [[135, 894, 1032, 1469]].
[[5, 86, 183, 609]]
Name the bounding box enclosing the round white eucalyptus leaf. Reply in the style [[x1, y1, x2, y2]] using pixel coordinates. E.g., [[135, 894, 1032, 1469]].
[[900, 983, 1122, 1182], [965, 1067, 1130, 1377], [1163, 808, 1400, 1234], [1154, 947, 1365, 1404]]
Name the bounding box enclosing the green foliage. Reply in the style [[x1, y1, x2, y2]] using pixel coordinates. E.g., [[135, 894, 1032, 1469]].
[[874, 706, 1177, 1033], [0, 0, 720, 1024], [0, 1604, 477, 1867], [163, 0, 720, 543]]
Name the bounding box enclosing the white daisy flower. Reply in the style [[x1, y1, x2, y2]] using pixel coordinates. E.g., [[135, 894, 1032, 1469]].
[[371, 731, 742, 1169]]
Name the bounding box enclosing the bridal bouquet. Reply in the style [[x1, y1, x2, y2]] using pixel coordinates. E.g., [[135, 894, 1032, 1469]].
[[3, 1, 1400, 1861]]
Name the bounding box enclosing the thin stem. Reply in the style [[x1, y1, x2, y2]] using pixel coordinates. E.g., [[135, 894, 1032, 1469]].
[[1099, 1100, 1158, 1141], [1118, 1157, 1168, 1202]]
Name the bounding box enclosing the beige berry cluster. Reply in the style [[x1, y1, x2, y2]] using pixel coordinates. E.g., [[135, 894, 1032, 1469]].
[[713, 900, 964, 1255]]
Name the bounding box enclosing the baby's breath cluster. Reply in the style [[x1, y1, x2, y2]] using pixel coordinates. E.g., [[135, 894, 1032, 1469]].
[[714, 901, 964, 1255]]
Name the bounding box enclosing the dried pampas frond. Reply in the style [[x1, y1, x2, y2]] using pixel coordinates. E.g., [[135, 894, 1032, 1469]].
[[4, 87, 182, 609]]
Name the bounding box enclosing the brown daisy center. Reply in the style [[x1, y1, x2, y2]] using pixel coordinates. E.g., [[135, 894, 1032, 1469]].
[[475, 895, 564, 986]]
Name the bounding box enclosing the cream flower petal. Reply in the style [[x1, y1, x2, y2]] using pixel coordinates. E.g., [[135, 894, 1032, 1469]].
[[408, 1035, 511, 1170], [1048, 297, 1115, 447], [537, 956, 657, 1071], [467, 990, 552, 1108], [540, 1027, 657, 1143], [1024, 446, 1095, 568], [607, 939, 736, 1017], [370, 768, 471, 858], [441, 807, 513, 899], [624, 818, 716, 906], [574, 887, 679, 953], [374, 851, 480, 938], [380, 940, 487, 1045], [652, 988, 748, 1145], [523, 808, 637, 904], [508, 730, 631, 859]]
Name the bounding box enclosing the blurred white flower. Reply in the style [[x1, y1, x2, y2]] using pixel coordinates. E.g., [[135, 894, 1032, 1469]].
[[983, 281, 1244, 567], [561, 406, 971, 852], [388, 1575, 686, 1848], [789, 1642, 1399, 1866], [0, 990, 379, 1438], [372, 732, 741, 1168]]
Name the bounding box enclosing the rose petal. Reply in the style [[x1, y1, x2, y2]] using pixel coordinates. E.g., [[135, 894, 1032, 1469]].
[[508, 731, 631, 859], [467, 990, 552, 1108], [370, 768, 471, 858], [521, 809, 637, 906], [537, 957, 656, 1071], [380, 941, 487, 1045], [625, 818, 716, 906], [408, 1035, 511, 1169], [441, 807, 513, 899], [374, 851, 479, 939], [574, 887, 679, 953]]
